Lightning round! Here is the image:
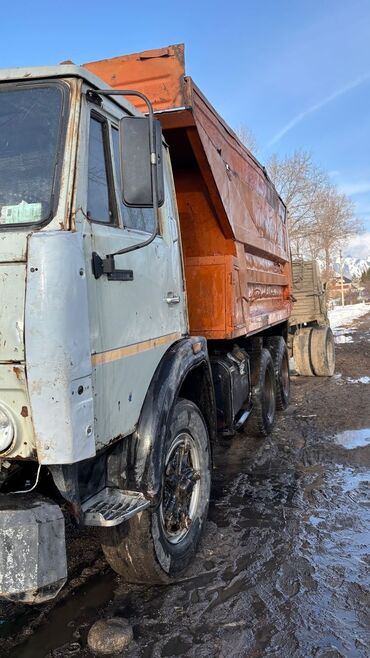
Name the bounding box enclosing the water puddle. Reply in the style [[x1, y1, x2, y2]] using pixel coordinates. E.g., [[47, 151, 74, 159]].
[[334, 428, 370, 449], [6, 571, 116, 658], [346, 376, 370, 384]]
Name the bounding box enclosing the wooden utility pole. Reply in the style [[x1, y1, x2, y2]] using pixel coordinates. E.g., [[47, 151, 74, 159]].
[[339, 249, 345, 307]]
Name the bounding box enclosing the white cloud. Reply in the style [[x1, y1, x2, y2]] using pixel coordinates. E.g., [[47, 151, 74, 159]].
[[339, 181, 370, 196], [267, 72, 370, 148], [345, 231, 370, 258]]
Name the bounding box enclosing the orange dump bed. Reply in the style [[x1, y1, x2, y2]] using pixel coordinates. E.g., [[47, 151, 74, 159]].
[[84, 45, 292, 340]]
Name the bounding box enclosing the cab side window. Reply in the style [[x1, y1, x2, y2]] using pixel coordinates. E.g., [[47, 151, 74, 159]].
[[87, 117, 114, 223], [111, 126, 155, 233]]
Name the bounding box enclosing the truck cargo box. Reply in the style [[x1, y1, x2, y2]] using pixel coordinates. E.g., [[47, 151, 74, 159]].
[[84, 45, 292, 340], [290, 259, 328, 327]]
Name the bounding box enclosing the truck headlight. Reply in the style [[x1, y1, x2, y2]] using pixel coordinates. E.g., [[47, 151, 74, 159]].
[[0, 409, 14, 453]]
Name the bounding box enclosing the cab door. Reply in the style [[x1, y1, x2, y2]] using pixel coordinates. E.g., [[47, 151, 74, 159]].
[[77, 97, 187, 450]]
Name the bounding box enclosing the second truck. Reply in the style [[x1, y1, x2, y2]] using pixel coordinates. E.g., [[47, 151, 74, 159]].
[[0, 44, 293, 603], [289, 259, 335, 376]]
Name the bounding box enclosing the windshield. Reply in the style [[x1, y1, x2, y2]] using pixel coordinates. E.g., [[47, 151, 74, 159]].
[[0, 83, 66, 227]]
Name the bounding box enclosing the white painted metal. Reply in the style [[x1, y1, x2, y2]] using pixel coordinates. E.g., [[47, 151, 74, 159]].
[[0, 77, 81, 462], [0, 365, 35, 459], [75, 89, 188, 449], [0, 70, 189, 463], [25, 231, 95, 464], [0, 64, 141, 118], [0, 231, 28, 262], [0, 263, 26, 361]]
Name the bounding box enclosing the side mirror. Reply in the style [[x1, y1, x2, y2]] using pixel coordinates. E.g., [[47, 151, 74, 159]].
[[119, 116, 164, 208]]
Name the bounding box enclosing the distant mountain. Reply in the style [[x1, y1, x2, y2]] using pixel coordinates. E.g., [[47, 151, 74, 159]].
[[332, 256, 370, 280]]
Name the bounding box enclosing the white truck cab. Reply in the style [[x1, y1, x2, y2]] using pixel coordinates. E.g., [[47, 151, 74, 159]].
[[0, 66, 214, 602]]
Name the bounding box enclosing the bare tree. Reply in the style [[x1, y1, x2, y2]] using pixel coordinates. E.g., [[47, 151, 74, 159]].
[[267, 150, 327, 254], [267, 150, 362, 270], [235, 125, 258, 155], [310, 185, 361, 279]]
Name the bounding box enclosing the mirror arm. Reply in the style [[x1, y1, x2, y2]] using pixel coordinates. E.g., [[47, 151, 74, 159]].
[[86, 89, 159, 264]]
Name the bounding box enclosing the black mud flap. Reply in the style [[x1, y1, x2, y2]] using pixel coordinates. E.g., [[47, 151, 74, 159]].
[[0, 493, 67, 604]]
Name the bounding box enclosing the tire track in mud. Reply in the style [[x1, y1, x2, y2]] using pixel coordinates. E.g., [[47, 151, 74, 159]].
[[1, 312, 370, 658]]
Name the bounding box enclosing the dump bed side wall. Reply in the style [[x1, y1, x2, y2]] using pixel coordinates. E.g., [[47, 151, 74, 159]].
[[84, 45, 292, 340]]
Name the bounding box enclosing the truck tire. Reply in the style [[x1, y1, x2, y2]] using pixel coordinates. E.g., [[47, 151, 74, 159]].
[[310, 326, 335, 376], [101, 398, 211, 584], [293, 327, 314, 376], [248, 347, 276, 437], [266, 336, 290, 410]]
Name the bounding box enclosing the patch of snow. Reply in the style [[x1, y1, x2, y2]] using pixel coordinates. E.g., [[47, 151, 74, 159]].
[[334, 334, 353, 344], [346, 376, 370, 384], [328, 303, 370, 331], [289, 357, 297, 375]]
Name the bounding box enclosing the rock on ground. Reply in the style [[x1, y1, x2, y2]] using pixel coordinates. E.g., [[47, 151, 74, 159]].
[[87, 618, 133, 656]]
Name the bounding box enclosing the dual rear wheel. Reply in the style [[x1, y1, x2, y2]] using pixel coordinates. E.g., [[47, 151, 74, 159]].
[[248, 336, 290, 437]]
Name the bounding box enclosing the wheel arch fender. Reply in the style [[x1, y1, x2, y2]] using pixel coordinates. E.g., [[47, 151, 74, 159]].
[[108, 336, 216, 504]]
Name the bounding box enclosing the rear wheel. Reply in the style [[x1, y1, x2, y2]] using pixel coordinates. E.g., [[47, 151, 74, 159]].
[[248, 347, 276, 437], [293, 327, 314, 376], [310, 326, 335, 376], [101, 398, 211, 584], [266, 336, 290, 410]]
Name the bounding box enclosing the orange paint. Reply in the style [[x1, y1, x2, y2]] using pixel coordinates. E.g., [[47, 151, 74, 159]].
[[84, 45, 292, 340]]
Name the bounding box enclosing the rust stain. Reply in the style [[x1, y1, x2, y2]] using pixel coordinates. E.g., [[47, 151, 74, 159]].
[[21, 406, 28, 417], [13, 366, 22, 380]]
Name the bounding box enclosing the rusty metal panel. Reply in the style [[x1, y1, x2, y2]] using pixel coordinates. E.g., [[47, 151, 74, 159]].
[[84, 45, 186, 113], [189, 81, 288, 261], [184, 257, 227, 337]]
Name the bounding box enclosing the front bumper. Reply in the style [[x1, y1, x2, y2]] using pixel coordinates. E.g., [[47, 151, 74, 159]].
[[0, 493, 67, 603]]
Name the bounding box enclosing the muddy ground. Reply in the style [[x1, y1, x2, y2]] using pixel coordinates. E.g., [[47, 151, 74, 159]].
[[1, 313, 370, 658]]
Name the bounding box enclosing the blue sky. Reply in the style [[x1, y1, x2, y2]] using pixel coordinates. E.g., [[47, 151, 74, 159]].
[[2, 0, 370, 254]]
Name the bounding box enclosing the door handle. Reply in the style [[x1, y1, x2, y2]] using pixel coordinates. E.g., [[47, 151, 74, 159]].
[[165, 293, 180, 305]]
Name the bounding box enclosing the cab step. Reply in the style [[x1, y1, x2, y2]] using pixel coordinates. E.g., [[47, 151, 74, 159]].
[[82, 488, 150, 527]]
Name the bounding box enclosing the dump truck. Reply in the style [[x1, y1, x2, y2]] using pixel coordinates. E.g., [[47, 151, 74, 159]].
[[0, 44, 293, 603], [289, 259, 335, 376]]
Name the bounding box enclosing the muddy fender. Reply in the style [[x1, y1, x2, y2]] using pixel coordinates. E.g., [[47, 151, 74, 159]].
[[107, 337, 216, 503]]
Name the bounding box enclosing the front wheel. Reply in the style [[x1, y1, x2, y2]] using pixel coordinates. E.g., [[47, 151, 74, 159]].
[[101, 398, 211, 584]]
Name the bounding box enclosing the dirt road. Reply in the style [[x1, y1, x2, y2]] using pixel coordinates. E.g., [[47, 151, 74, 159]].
[[2, 312, 370, 658]]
